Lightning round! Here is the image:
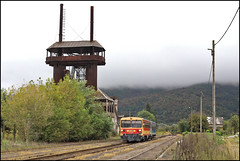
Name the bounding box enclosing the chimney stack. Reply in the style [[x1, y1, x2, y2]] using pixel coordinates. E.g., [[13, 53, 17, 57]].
[[90, 6, 94, 42], [59, 4, 63, 42]]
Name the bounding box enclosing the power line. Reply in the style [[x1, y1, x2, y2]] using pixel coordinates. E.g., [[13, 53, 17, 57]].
[[215, 7, 239, 46], [208, 62, 213, 85], [79, 23, 89, 36], [66, 22, 84, 40]]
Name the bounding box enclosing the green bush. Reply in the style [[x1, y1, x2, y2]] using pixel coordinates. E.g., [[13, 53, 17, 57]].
[[206, 129, 210, 133], [219, 130, 226, 136], [216, 131, 221, 136], [182, 131, 189, 136]]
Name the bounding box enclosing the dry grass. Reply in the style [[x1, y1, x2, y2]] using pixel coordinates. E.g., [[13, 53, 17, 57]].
[[1, 134, 121, 153], [1, 139, 57, 152], [173, 133, 239, 160]]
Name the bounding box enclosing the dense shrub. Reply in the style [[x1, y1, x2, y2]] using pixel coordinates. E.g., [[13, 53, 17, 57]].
[[2, 76, 113, 142], [182, 131, 189, 136]]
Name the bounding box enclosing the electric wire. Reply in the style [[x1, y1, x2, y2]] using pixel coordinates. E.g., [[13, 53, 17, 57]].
[[215, 7, 239, 46], [208, 62, 213, 85], [66, 22, 84, 40], [73, 23, 89, 40], [79, 23, 89, 36]]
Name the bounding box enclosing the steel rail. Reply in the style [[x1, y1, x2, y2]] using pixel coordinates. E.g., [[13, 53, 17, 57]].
[[1, 139, 121, 154], [126, 136, 177, 160], [25, 135, 170, 160], [155, 138, 179, 160], [24, 142, 128, 160], [2, 134, 171, 160]]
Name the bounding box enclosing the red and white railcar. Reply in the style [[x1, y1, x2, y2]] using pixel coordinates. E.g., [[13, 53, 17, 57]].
[[120, 117, 156, 142]]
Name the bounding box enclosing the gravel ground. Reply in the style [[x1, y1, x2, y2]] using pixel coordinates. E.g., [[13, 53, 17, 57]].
[[70, 135, 180, 160], [1, 140, 122, 160], [1, 135, 180, 160]]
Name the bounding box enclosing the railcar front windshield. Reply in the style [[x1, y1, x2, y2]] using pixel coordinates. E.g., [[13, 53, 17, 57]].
[[132, 120, 142, 128], [121, 120, 131, 127]]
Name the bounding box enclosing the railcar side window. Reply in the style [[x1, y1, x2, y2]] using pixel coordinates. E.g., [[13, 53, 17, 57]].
[[132, 120, 142, 128], [143, 121, 150, 128], [121, 120, 131, 127]]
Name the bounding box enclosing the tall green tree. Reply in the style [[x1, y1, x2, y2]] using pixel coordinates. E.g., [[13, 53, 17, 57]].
[[43, 76, 87, 142], [178, 118, 190, 132], [2, 80, 54, 142], [2, 76, 113, 142], [138, 110, 156, 122], [170, 124, 178, 134], [146, 103, 153, 114], [1, 89, 7, 134], [230, 114, 239, 134], [188, 113, 209, 132], [43, 76, 113, 142]]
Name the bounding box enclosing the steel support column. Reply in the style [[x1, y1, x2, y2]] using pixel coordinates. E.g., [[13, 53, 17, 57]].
[[54, 65, 66, 83], [86, 63, 97, 90]]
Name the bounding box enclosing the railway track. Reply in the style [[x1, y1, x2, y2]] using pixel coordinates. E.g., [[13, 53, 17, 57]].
[[126, 135, 178, 160], [1, 141, 121, 160], [2, 134, 172, 160], [25, 143, 129, 160], [28, 135, 170, 160], [1, 138, 121, 154]]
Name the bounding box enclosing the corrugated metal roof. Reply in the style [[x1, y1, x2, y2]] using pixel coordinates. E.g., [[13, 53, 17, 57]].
[[207, 117, 224, 125], [47, 40, 105, 50]]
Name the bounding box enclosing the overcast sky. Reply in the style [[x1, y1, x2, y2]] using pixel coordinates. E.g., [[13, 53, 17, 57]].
[[1, 1, 239, 89]]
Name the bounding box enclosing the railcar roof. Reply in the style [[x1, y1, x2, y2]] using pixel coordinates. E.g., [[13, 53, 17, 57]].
[[120, 117, 155, 123], [120, 117, 143, 121]]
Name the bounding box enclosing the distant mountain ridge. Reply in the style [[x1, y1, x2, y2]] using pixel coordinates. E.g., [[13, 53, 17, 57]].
[[101, 83, 239, 125]]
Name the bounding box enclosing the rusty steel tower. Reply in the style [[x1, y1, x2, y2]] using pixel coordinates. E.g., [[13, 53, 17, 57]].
[[46, 4, 105, 90]]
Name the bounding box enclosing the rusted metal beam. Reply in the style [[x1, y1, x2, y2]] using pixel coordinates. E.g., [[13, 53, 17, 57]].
[[46, 55, 105, 66]]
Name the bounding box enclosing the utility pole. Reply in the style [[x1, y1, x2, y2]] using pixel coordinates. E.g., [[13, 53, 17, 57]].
[[200, 91, 203, 134], [212, 40, 216, 136], [209, 40, 216, 136], [189, 107, 192, 134]]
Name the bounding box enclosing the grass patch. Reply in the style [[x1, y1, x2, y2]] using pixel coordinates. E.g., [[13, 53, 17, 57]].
[[108, 135, 121, 140], [156, 131, 171, 136], [1, 135, 121, 152], [173, 133, 239, 160], [1, 139, 57, 152]]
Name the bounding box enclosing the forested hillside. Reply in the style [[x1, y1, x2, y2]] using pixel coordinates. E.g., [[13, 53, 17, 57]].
[[101, 83, 239, 125]]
